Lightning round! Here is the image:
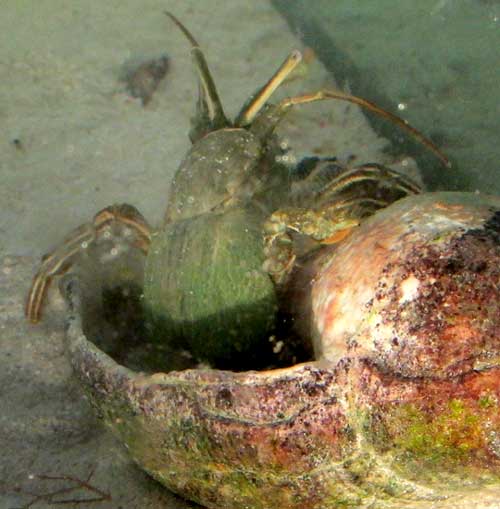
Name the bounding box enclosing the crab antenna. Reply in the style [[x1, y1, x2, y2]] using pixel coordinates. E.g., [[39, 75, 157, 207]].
[[165, 12, 229, 140], [278, 90, 451, 168], [235, 50, 303, 127]]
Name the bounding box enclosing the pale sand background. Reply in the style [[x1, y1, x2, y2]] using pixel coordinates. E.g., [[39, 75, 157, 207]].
[[0, 0, 399, 260], [1, 1, 498, 508]]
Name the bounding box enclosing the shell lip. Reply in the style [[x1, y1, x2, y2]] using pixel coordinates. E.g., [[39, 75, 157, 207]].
[[63, 275, 332, 391], [64, 272, 499, 392]]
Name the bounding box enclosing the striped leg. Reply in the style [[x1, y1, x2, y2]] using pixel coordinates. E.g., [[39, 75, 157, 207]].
[[263, 162, 422, 286], [263, 205, 360, 285], [26, 204, 151, 323]]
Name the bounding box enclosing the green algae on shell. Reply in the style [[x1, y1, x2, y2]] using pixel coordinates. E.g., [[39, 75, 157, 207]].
[[64, 192, 499, 509]]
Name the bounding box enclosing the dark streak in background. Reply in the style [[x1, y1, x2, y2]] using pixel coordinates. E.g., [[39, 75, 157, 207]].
[[270, 0, 491, 191]]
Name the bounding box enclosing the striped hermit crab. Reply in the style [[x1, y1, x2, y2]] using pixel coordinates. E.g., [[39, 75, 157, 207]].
[[26, 14, 500, 509]]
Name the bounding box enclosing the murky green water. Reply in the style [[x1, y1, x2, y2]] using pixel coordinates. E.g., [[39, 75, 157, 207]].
[[273, 0, 500, 193]]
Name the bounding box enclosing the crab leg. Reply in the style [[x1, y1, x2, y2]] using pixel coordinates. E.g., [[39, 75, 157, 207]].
[[278, 90, 451, 168], [264, 159, 423, 285], [319, 163, 422, 198], [291, 161, 422, 209], [26, 204, 151, 324], [263, 200, 363, 285]]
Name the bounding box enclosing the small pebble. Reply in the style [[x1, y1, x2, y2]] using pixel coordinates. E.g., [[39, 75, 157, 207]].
[[123, 55, 170, 106]]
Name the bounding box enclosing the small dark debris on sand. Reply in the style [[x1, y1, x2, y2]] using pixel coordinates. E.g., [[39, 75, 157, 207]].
[[122, 55, 169, 106]]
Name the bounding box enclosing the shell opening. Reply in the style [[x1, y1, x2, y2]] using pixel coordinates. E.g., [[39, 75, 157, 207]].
[[73, 245, 314, 374]]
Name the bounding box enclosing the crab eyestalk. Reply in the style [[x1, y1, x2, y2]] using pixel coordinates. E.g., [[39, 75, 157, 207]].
[[165, 12, 229, 142], [234, 49, 302, 126]]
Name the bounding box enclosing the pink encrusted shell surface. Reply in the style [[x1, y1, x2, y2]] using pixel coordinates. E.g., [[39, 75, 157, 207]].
[[311, 192, 500, 378], [65, 192, 499, 509]]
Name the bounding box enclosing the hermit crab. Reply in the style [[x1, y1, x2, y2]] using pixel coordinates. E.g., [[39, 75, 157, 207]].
[[26, 13, 500, 509]]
